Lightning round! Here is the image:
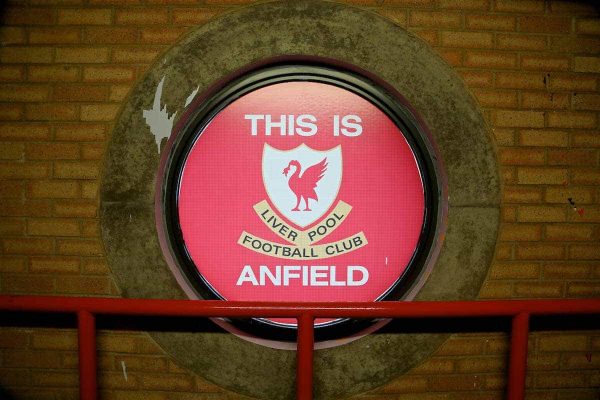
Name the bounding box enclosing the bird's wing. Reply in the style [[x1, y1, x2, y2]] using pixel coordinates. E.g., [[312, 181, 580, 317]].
[[301, 158, 328, 190]]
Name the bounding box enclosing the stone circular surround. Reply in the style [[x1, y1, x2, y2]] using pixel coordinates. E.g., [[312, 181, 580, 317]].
[[100, 1, 500, 398]]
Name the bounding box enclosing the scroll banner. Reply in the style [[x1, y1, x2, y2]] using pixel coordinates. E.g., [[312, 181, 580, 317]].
[[238, 200, 368, 260]]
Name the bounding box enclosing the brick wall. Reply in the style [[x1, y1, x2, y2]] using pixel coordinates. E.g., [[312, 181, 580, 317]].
[[0, 0, 598, 399]]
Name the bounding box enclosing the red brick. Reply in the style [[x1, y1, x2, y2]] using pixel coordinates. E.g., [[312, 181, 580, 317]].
[[85, 27, 138, 44], [519, 16, 572, 33], [53, 200, 98, 218], [57, 9, 112, 25], [479, 281, 513, 298], [516, 243, 565, 260], [28, 66, 80, 82], [572, 93, 600, 111], [494, 128, 516, 146], [0, 217, 24, 236], [32, 331, 77, 350], [1, 8, 56, 25], [503, 186, 543, 203], [28, 27, 81, 44], [549, 36, 600, 55], [545, 224, 595, 241], [81, 143, 105, 160], [437, 338, 485, 356], [499, 223, 542, 241], [111, 48, 163, 63], [2, 350, 62, 368], [57, 238, 103, 256], [0, 180, 23, 198], [456, 357, 505, 373], [465, 51, 517, 69], [547, 112, 597, 129], [55, 275, 111, 294], [521, 55, 570, 71], [466, 14, 516, 31], [55, 47, 110, 64], [518, 205, 566, 222], [495, 111, 545, 128], [0, 84, 49, 102], [500, 148, 545, 165], [0, 162, 50, 179], [548, 149, 597, 166], [172, 8, 219, 25], [83, 66, 135, 83], [572, 168, 600, 185], [27, 180, 79, 199], [548, 74, 597, 91], [26, 143, 80, 160], [519, 129, 568, 147], [495, 0, 545, 13], [427, 374, 484, 391], [0, 143, 24, 160], [576, 18, 600, 35], [521, 92, 569, 109], [496, 72, 546, 90], [139, 27, 187, 44], [572, 132, 600, 148], [409, 11, 462, 28], [542, 262, 592, 279], [459, 71, 493, 88], [27, 218, 80, 237], [0, 27, 25, 45], [82, 257, 109, 274], [0, 47, 53, 63], [0, 199, 52, 217], [3, 237, 54, 254], [569, 244, 600, 260], [0, 104, 24, 120], [437, 0, 489, 9], [54, 161, 100, 179], [513, 282, 563, 297], [26, 103, 78, 121], [30, 256, 80, 274], [472, 89, 518, 108], [566, 282, 600, 297], [116, 9, 169, 25], [497, 34, 547, 51], [517, 167, 568, 185], [54, 85, 109, 102], [0, 65, 24, 82], [31, 370, 78, 387], [573, 56, 600, 73], [440, 31, 493, 48], [81, 181, 99, 199], [489, 261, 539, 279], [55, 124, 106, 141], [81, 104, 120, 121]]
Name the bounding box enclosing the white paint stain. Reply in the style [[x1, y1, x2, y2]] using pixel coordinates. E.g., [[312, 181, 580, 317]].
[[184, 86, 199, 107], [143, 78, 202, 154], [385, 256, 388, 266], [143, 76, 177, 154], [121, 361, 128, 381]]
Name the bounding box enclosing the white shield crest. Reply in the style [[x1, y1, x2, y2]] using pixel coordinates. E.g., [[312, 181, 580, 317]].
[[262, 143, 342, 228]]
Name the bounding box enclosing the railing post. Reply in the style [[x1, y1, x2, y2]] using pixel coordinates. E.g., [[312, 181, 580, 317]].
[[296, 313, 314, 400], [507, 312, 530, 400], [78, 310, 97, 400]]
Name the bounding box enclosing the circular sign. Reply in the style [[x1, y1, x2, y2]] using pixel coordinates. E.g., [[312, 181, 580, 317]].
[[158, 64, 441, 343]]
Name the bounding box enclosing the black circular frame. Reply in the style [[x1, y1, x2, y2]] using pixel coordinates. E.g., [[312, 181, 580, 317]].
[[158, 62, 443, 343]]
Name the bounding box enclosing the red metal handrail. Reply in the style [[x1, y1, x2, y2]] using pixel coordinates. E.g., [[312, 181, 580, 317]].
[[1, 296, 599, 400]]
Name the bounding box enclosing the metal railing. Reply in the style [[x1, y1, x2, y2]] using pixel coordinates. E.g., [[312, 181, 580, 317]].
[[0, 296, 599, 400]]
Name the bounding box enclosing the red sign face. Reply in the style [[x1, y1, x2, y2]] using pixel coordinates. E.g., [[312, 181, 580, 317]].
[[176, 81, 425, 326]]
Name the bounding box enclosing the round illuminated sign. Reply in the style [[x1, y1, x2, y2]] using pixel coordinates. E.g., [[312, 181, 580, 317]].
[[158, 64, 442, 343]]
